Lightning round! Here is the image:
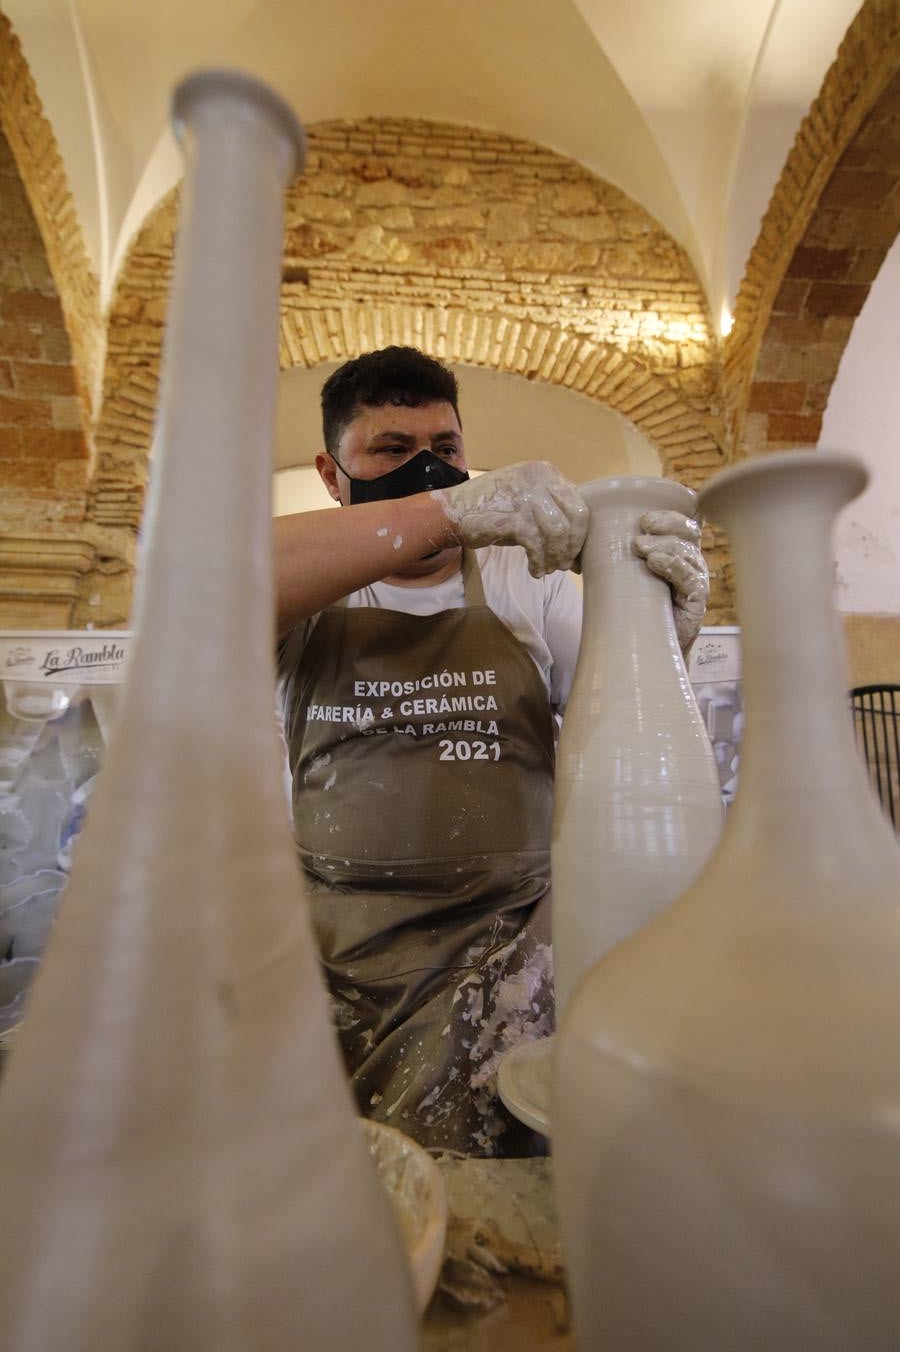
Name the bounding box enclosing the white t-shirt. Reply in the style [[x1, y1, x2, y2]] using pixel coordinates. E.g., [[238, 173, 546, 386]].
[[278, 545, 583, 718]]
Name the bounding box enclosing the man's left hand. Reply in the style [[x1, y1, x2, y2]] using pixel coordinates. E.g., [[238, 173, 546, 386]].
[[633, 510, 709, 654]]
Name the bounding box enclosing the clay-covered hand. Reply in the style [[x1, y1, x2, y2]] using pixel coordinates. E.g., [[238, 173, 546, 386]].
[[633, 510, 709, 654], [435, 461, 589, 577]]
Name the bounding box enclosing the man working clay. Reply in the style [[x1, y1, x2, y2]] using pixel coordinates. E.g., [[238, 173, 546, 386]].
[[276, 346, 706, 1155]]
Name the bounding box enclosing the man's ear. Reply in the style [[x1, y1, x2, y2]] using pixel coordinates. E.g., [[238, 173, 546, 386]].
[[316, 452, 343, 504]]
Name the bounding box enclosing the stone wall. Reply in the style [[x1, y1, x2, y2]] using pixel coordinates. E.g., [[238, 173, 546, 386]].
[[0, 14, 102, 428], [93, 117, 729, 622], [3, 7, 897, 630], [0, 126, 87, 534], [282, 121, 718, 407], [0, 14, 106, 629], [0, 124, 95, 627]]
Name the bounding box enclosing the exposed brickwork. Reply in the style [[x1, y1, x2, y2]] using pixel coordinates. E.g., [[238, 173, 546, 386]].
[[98, 119, 725, 593], [0, 125, 89, 533], [0, 14, 102, 425], [726, 0, 900, 457], [0, 14, 108, 626], [2, 10, 895, 627], [0, 535, 94, 629], [283, 121, 718, 407], [715, 13, 900, 614]]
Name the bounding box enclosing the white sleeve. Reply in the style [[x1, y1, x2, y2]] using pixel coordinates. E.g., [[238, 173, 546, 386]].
[[542, 571, 583, 716]]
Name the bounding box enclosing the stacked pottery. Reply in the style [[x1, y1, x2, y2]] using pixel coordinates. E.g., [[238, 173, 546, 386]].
[[553, 450, 900, 1352], [0, 72, 420, 1351]]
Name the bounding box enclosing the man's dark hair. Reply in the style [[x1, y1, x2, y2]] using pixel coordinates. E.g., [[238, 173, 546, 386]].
[[321, 346, 460, 454]]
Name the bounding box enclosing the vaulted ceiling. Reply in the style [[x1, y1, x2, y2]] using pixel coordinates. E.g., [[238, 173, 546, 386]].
[[0, 0, 897, 628], [5, 0, 864, 320]]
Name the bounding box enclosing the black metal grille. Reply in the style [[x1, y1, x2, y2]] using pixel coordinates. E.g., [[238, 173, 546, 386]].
[[849, 684, 900, 833]]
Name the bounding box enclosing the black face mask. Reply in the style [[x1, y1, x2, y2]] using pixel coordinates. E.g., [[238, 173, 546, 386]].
[[332, 449, 469, 504]]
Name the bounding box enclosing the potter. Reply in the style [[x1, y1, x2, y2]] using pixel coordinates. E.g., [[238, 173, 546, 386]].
[[275, 343, 710, 1155]]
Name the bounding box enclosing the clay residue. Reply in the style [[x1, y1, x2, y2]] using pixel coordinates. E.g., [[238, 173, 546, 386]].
[[434, 462, 588, 577], [432, 1154, 570, 1337], [414, 936, 554, 1154]]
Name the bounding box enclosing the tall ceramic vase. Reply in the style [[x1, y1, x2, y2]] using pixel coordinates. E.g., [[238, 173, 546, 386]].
[[552, 476, 723, 1014], [552, 450, 900, 1352], [0, 72, 420, 1352]]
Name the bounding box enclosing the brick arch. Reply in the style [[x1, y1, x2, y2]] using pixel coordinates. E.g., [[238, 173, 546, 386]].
[[0, 121, 89, 528], [0, 14, 116, 625], [96, 115, 727, 571], [277, 304, 724, 487], [278, 118, 721, 414], [0, 109, 96, 622], [277, 305, 733, 620], [96, 308, 730, 623], [96, 297, 722, 509], [725, 0, 900, 458]]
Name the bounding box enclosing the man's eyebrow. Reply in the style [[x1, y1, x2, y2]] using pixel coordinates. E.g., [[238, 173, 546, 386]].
[[368, 429, 462, 444]]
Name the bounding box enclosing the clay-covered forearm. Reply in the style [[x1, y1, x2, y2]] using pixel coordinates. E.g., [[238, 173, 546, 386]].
[[274, 492, 458, 635], [274, 461, 590, 638]]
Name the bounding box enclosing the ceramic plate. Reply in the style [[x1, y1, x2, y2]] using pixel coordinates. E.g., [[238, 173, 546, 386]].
[[496, 1035, 554, 1136]]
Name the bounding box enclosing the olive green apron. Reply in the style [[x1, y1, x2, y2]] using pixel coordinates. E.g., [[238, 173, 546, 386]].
[[282, 552, 556, 1155]]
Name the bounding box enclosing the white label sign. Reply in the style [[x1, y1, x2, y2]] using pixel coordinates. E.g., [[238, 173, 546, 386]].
[[688, 627, 741, 685], [0, 631, 134, 685]]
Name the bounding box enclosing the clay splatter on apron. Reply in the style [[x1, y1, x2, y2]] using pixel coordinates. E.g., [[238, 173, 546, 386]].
[[280, 553, 557, 1155]]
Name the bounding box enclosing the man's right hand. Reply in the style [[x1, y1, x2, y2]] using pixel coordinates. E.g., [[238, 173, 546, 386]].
[[435, 461, 589, 577]]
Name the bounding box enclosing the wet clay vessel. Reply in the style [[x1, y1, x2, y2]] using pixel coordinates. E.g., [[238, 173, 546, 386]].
[[554, 451, 900, 1351], [0, 71, 420, 1352]]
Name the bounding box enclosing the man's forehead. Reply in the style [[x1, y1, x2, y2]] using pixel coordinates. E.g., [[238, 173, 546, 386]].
[[347, 400, 461, 437]]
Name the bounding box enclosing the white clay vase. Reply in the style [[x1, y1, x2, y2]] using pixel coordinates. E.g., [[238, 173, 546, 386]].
[[551, 476, 723, 1015], [552, 450, 900, 1351], [0, 72, 421, 1352]]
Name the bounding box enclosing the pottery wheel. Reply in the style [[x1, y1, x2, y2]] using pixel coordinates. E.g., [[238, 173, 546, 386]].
[[496, 1035, 554, 1136]]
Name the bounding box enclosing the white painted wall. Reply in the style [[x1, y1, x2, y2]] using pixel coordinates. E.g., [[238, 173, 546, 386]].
[[10, 1, 859, 321], [821, 235, 900, 616], [722, 0, 861, 319], [272, 466, 337, 516]]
